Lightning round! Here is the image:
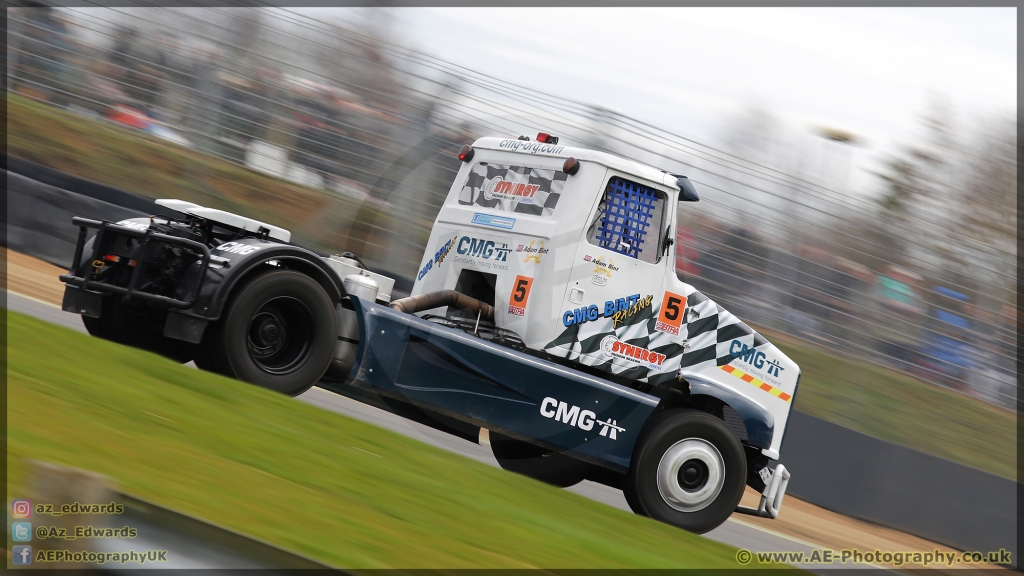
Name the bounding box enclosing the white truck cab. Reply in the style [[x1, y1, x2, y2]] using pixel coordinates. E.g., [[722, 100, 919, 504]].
[[413, 135, 799, 462]]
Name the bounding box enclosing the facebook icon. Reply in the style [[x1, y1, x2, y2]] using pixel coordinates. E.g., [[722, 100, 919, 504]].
[[13, 545, 32, 565]]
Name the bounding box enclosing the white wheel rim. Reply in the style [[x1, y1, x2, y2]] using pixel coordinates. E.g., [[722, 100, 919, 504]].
[[656, 438, 725, 513]]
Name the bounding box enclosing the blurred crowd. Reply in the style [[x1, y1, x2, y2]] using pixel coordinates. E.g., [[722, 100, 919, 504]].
[[7, 6, 465, 197], [677, 221, 1016, 407], [6, 6, 1016, 408]]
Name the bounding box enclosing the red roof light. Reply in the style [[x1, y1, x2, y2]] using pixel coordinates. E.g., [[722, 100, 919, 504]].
[[536, 132, 559, 145], [458, 144, 474, 162]]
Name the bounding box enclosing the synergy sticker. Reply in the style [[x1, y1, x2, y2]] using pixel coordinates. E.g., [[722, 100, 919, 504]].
[[508, 275, 534, 316], [472, 213, 516, 230], [655, 292, 687, 335], [600, 336, 666, 371], [484, 178, 540, 204]]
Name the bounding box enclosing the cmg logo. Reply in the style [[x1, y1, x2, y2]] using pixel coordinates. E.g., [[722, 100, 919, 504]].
[[539, 397, 626, 440], [729, 339, 765, 369], [457, 236, 511, 261]]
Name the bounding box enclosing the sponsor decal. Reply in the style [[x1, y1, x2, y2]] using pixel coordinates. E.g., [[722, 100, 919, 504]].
[[655, 292, 687, 335], [591, 275, 607, 287], [729, 339, 766, 369], [610, 294, 652, 328], [116, 220, 149, 231], [456, 236, 512, 261], [517, 240, 548, 264], [472, 213, 516, 230], [584, 255, 619, 277], [216, 241, 263, 255], [765, 358, 785, 377], [562, 293, 652, 328], [508, 275, 533, 316], [726, 338, 787, 389], [498, 139, 566, 155], [720, 364, 792, 402], [539, 397, 625, 440], [600, 335, 666, 371], [417, 235, 457, 281], [484, 177, 540, 204]]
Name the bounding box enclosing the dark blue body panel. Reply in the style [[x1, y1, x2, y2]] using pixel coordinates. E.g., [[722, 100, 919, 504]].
[[344, 297, 659, 472], [688, 378, 774, 450]]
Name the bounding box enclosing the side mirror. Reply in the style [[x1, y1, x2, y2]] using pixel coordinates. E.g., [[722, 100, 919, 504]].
[[675, 175, 700, 202]]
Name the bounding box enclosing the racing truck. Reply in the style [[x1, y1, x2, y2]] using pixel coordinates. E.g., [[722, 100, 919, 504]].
[[60, 133, 797, 534]]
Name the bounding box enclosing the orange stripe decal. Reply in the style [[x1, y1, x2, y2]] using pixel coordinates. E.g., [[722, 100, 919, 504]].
[[718, 364, 792, 403]]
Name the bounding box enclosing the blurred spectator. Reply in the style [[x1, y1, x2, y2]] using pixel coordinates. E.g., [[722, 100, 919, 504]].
[[11, 7, 70, 104], [214, 72, 272, 161], [913, 286, 973, 390], [674, 226, 701, 280], [871, 265, 924, 369]]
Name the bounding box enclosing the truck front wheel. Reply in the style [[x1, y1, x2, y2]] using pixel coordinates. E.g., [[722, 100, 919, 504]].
[[624, 408, 746, 534], [200, 269, 337, 396]]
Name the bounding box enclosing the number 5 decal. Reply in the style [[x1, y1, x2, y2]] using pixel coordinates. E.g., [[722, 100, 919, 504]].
[[655, 292, 686, 335], [508, 275, 534, 317]]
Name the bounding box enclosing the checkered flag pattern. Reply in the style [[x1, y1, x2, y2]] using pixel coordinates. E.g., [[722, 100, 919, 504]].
[[677, 290, 770, 373], [594, 177, 657, 259], [458, 163, 567, 216], [544, 289, 770, 387]]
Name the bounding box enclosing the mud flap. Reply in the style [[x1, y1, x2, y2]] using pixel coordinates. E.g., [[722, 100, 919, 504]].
[[62, 285, 104, 318]]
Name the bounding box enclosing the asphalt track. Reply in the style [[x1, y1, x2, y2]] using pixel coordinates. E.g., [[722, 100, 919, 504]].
[[5, 290, 878, 571]]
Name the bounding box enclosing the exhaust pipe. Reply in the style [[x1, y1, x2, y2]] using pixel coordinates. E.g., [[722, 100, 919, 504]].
[[389, 290, 494, 322]]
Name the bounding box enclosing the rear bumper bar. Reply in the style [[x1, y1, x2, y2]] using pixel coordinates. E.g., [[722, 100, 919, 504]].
[[59, 217, 210, 310]]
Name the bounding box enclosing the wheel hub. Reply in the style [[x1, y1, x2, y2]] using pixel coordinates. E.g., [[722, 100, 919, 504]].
[[246, 297, 313, 375], [657, 438, 725, 513]]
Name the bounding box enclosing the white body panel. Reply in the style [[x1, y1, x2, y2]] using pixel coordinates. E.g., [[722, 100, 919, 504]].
[[155, 199, 291, 242]]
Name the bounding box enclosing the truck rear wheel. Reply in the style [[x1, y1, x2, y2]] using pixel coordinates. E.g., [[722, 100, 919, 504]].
[[490, 433, 590, 488], [203, 269, 337, 396], [624, 408, 746, 534]]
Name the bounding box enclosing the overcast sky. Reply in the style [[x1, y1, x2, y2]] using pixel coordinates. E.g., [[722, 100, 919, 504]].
[[382, 7, 1016, 192]]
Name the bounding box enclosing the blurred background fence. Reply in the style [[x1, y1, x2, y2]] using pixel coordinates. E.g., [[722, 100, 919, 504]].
[[6, 5, 1017, 410]]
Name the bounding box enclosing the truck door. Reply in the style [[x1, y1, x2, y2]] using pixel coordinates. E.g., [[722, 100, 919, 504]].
[[547, 173, 674, 377]]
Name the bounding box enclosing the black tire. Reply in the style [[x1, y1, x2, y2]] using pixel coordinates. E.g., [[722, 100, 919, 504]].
[[490, 432, 590, 488], [209, 269, 336, 396], [624, 408, 746, 534], [83, 296, 195, 363]]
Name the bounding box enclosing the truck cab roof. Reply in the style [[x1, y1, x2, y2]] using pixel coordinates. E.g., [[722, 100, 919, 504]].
[[471, 136, 684, 193]]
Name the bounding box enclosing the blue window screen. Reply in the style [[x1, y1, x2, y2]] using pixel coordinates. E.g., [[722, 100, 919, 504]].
[[589, 176, 664, 261]]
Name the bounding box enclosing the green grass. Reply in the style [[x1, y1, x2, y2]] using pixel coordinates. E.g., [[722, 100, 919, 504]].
[[6, 311, 777, 569], [760, 327, 1016, 480]]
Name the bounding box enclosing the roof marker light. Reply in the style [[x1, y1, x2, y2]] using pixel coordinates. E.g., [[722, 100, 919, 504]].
[[536, 132, 559, 145], [563, 157, 580, 175], [458, 145, 474, 162]]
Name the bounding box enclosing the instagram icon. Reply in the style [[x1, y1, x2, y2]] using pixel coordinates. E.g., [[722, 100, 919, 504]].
[[12, 499, 31, 518]]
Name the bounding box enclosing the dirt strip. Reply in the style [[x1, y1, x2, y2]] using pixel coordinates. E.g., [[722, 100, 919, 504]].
[[5, 248, 68, 305], [3, 248, 1005, 570]]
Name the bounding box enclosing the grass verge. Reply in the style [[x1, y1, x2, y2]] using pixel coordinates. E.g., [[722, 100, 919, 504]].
[[761, 326, 1015, 480], [6, 311, 775, 569]]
